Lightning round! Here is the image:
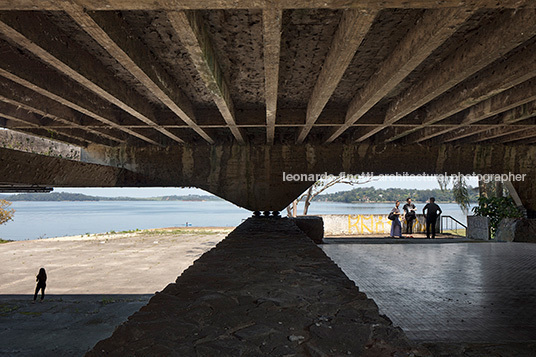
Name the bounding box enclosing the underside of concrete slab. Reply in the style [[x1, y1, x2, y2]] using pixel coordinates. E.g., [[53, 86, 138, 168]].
[[0, 1, 536, 212]]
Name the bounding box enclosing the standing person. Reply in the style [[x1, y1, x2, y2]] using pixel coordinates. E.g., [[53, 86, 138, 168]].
[[389, 200, 403, 239], [423, 197, 442, 239], [34, 268, 47, 302], [403, 198, 417, 237]]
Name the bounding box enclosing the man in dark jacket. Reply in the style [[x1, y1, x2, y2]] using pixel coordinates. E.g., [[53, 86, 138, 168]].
[[423, 197, 442, 239]]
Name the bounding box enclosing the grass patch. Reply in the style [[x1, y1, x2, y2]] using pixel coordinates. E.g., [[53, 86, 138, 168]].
[[0, 238, 12, 244], [19, 311, 42, 316], [147, 229, 227, 235], [443, 228, 466, 237], [100, 298, 116, 306], [0, 303, 20, 315]]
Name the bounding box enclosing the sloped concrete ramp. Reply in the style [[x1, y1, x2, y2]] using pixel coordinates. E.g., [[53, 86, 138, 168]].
[[88, 218, 421, 356]]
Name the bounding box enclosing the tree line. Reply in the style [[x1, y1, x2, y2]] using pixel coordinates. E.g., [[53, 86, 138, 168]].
[[317, 187, 479, 203]]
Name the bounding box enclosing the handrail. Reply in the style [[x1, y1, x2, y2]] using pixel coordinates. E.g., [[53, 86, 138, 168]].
[[441, 215, 467, 229], [440, 215, 467, 237]]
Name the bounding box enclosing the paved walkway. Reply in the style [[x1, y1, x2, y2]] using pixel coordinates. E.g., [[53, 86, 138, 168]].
[[322, 241, 536, 343]]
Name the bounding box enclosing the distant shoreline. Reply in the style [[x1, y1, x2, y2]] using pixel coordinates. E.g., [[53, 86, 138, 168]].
[[0, 192, 222, 202], [1, 226, 234, 243]]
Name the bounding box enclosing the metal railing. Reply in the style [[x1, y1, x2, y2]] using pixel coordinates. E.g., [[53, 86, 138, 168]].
[[440, 215, 467, 237]]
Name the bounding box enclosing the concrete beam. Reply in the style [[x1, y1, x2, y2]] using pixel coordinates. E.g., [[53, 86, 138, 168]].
[[453, 126, 527, 144], [0, 44, 161, 146], [4, 141, 536, 210], [356, 9, 536, 142], [325, 8, 471, 143], [499, 127, 536, 144], [297, 9, 377, 143], [445, 101, 536, 143], [0, 13, 183, 144], [0, 146, 150, 188], [1, 0, 535, 11], [0, 115, 93, 147], [386, 38, 536, 143], [262, 8, 282, 145], [0, 129, 82, 160], [51, 143, 536, 211], [416, 77, 536, 143], [0, 100, 120, 146], [0, 83, 125, 145], [1, 125, 92, 149], [8, 127, 94, 148], [64, 5, 215, 144], [168, 11, 244, 143]]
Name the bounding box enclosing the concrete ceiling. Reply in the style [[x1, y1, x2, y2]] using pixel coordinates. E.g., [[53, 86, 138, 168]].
[[0, 1, 535, 148]]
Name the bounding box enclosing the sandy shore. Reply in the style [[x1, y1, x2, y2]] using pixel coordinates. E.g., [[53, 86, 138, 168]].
[[0, 227, 231, 355]]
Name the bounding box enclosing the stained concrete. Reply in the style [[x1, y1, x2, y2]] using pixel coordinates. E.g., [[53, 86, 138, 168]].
[[88, 218, 420, 356]]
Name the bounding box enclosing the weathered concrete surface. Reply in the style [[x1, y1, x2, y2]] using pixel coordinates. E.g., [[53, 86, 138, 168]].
[[291, 216, 324, 244], [466, 215, 490, 240], [3, 142, 536, 212], [496, 218, 536, 243], [0, 147, 149, 188], [88, 218, 422, 356], [0, 129, 81, 160], [511, 180, 536, 218]]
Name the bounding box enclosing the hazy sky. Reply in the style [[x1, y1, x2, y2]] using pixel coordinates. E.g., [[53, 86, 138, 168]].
[[55, 175, 479, 197]]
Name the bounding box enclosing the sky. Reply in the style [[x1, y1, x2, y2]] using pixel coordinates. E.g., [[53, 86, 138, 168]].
[[54, 175, 479, 197]]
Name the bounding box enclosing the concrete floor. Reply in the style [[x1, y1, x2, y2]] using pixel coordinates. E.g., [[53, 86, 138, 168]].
[[322, 241, 536, 343]]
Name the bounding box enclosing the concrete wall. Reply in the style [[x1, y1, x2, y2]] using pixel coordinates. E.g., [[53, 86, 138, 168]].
[[467, 215, 490, 240], [3, 142, 536, 211], [319, 214, 438, 236]]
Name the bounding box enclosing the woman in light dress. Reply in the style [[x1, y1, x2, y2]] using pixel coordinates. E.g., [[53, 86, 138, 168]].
[[390, 200, 403, 238]]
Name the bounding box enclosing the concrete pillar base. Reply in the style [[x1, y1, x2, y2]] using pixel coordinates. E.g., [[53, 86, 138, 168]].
[[291, 216, 324, 244]]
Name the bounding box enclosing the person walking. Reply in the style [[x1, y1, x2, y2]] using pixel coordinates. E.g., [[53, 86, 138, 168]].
[[389, 200, 403, 238], [403, 197, 416, 237], [33, 267, 47, 302], [423, 197, 442, 239]]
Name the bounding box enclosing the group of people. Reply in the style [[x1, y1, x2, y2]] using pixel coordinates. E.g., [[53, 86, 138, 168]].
[[389, 197, 442, 239]]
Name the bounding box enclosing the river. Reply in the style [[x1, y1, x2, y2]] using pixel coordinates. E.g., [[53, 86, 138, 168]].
[[0, 201, 474, 241]]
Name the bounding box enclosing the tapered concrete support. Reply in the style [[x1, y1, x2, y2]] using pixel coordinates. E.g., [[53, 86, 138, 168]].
[[2, 143, 536, 211], [87, 218, 419, 356], [510, 180, 536, 219]]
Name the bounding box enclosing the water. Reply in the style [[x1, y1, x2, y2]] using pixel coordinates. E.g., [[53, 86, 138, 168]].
[[0, 201, 473, 241]]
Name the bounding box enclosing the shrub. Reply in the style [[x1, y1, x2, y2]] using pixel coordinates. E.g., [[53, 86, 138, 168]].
[[472, 196, 523, 237]]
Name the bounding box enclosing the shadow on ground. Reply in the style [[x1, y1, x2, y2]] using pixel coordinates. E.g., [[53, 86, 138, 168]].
[[0, 294, 151, 356]]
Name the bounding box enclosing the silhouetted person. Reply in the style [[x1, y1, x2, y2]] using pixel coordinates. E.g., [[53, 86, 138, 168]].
[[34, 268, 47, 302], [403, 197, 417, 236], [423, 197, 442, 239]]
